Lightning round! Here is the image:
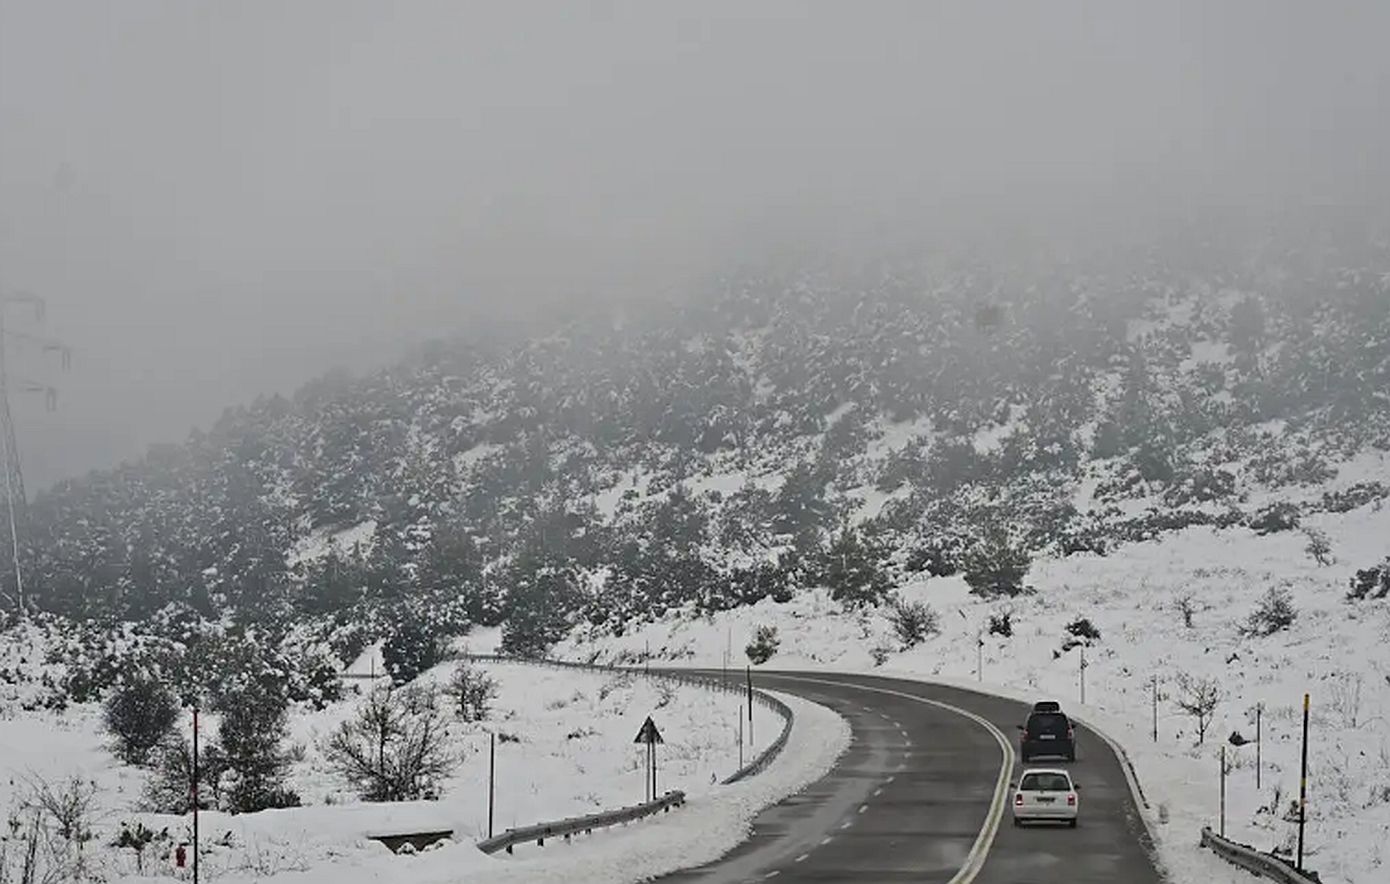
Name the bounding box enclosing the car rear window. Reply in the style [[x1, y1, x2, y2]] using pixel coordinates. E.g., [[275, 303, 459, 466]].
[[1020, 772, 1071, 792], [1027, 712, 1070, 735]]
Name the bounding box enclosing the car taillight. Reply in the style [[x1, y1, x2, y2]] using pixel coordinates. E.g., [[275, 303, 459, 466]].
[[1015, 793, 1024, 806], [1067, 793, 1076, 806], [1068, 726, 1075, 739]]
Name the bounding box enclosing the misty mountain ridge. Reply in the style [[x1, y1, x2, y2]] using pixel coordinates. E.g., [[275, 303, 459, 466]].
[[5, 218, 1389, 696]]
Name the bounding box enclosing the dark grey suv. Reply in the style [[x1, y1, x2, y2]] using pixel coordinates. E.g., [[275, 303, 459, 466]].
[[1019, 708, 1075, 762]]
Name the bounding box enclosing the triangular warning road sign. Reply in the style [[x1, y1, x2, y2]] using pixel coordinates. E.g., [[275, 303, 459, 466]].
[[634, 715, 664, 744]]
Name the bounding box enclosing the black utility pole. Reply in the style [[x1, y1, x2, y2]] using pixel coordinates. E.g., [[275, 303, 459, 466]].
[[488, 731, 496, 839], [746, 666, 754, 748], [192, 707, 200, 884], [1298, 693, 1310, 871]]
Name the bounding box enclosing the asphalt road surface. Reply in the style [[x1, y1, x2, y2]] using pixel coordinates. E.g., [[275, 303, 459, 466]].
[[657, 671, 1162, 884]]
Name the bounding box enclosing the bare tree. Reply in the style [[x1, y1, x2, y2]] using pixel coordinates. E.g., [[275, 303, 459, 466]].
[[1174, 594, 1200, 629], [1328, 673, 1364, 729], [322, 683, 458, 802], [1302, 527, 1333, 566], [1174, 673, 1221, 744], [447, 662, 497, 723], [18, 774, 99, 845]]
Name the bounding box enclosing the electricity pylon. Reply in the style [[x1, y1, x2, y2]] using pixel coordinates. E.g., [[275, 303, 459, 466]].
[[0, 291, 69, 616]]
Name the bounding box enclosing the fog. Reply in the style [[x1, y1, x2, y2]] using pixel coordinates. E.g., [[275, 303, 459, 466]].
[[1, 0, 1387, 487]]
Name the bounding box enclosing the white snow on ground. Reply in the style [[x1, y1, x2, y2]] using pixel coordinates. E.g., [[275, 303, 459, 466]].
[[287, 520, 378, 567], [0, 657, 797, 882], [558, 485, 1390, 883]]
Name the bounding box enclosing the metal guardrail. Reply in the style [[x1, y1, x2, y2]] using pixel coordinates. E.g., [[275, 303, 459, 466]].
[[1200, 827, 1321, 883], [462, 654, 795, 853], [477, 790, 686, 855]]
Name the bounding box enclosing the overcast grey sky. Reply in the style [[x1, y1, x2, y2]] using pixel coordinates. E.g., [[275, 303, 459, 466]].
[[2, 1, 1387, 488]]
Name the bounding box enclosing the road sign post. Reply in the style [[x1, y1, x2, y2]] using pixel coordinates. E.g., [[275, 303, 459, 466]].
[[634, 716, 664, 803]]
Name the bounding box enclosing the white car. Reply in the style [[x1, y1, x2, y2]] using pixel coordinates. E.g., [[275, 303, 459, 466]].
[[1011, 768, 1080, 827]]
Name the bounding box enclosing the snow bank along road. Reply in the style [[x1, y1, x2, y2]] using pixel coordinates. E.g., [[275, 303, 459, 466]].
[[659, 671, 1163, 884]]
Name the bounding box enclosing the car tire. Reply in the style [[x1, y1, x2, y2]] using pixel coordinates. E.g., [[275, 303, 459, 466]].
[[1067, 751, 1076, 762], [1012, 818, 1022, 828], [1068, 819, 1078, 829]]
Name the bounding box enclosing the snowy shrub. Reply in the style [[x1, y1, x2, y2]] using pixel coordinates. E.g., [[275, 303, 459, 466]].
[[382, 619, 446, 686], [447, 662, 497, 723], [905, 535, 964, 577], [655, 681, 677, 709], [103, 672, 179, 766], [886, 597, 939, 649], [1321, 481, 1390, 514], [216, 680, 299, 814], [824, 529, 892, 610], [869, 641, 893, 667], [1162, 466, 1237, 506], [1245, 587, 1297, 637], [113, 821, 168, 875], [961, 529, 1031, 599], [988, 611, 1014, 638], [1174, 672, 1221, 744], [745, 625, 780, 665], [1064, 617, 1101, 643], [1247, 501, 1301, 535], [323, 683, 457, 802], [1347, 558, 1390, 601]]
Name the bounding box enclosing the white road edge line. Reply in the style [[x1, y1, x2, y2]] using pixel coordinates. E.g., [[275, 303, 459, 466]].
[[765, 674, 1015, 884]]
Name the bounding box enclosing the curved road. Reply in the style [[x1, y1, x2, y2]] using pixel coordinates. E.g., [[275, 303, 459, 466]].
[[659, 671, 1162, 884]]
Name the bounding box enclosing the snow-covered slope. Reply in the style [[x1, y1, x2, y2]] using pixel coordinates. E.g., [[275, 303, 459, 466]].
[[557, 454, 1390, 884]]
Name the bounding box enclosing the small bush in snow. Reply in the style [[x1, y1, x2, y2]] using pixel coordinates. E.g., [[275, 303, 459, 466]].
[[1064, 617, 1101, 643], [1174, 672, 1221, 744], [745, 625, 780, 665], [447, 662, 497, 723], [869, 641, 893, 667], [886, 597, 939, 649], [103, 671, 179, 766], [1302, 527, 1333, 566], [323, 683, 457, 802], [1247, 501, 1300, 535], [988, 611, 1014, 638], [1245, 587, 1297, 637], [113, 821, 168, 874], [1347, 558, 1390, 601], [1328, 673, 1364, 728]]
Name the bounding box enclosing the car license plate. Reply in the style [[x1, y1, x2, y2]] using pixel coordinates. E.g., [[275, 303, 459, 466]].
[[1040, 734, 1056, 740], [1037, 797, 1055, 803]]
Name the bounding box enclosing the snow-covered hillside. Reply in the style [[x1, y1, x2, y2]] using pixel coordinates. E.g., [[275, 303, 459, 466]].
[[557, 451, 1390, 884]]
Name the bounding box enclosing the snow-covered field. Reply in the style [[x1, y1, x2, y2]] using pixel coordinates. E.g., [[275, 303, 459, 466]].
[[557, 474, 1390, 884], [0, 654, 818, 883]]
